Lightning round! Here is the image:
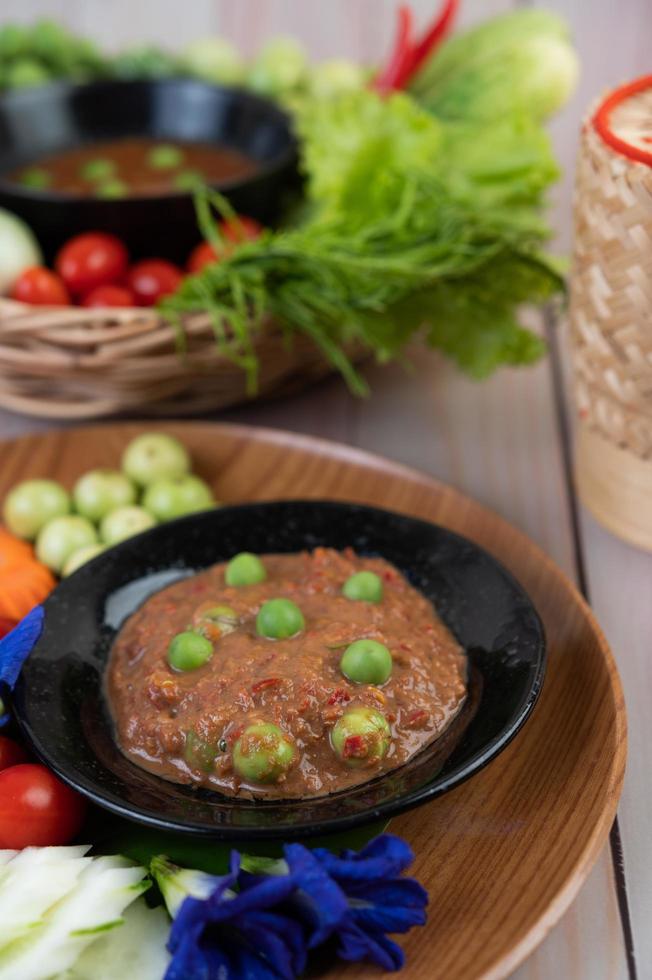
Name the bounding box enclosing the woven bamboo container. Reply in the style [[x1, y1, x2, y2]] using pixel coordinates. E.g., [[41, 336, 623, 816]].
[[0, 299, 363, 419], [569, 79, 652, 551]]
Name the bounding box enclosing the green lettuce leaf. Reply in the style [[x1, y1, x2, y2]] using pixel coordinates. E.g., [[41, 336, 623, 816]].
[[409, 9, 579, 123]]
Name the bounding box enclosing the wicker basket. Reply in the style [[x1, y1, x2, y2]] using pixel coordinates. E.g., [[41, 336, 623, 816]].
[[0, 299, 363, 419], [569, 81, 652, 551]]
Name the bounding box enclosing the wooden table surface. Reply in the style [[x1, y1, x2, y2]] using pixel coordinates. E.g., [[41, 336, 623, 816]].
[[1, 2, 651, 978]]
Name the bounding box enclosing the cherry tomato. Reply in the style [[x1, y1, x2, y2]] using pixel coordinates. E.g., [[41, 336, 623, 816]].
[[187, 217, 263, 274], [0, 764, 86, 848], [82, 284, 137, 308], [0, 617, 17, 640], [220, 216, 263, 243], [10, 267, 70, 306], [127, 259, 183, 306], [0, 736, 28, 771], [55, 232, 129, 296], [187, 240, 224, 274]]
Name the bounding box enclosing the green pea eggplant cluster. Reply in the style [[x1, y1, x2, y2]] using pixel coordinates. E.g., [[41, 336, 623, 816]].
[[166, 553, 394, 785]]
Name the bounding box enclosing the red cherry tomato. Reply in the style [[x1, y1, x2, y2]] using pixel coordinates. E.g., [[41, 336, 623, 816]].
[[127, 259, 183, 306], [55, 232, 129, 296], [0, 736, 28, 772], [220, 215, 263, 243], [187, 240, 224, 274], [187, 216, 264, 274], [0, 764, 86, 848], [82, 284, 137, 308], [10, 267, 70, 306]]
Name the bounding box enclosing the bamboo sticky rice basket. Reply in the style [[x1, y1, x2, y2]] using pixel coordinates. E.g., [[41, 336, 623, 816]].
[[569, 78, 652, 551]]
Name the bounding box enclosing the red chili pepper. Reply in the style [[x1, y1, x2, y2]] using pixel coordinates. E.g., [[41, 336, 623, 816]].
[[406, 709, 429, 728], [593, 75, 652, 167], [327, 688, 352, 706], [397, 0, 459, 88], [372, 5, 414, 95], [343, 734, 367, 758], [251, 677, 282, 695], [373, 0, 459, 95]]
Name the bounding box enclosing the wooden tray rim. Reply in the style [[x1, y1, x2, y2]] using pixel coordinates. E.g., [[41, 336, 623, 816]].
[[0, 420, 628, 979]]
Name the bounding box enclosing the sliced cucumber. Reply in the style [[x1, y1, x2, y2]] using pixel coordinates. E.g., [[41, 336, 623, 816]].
[[0, 846, 92, 949], [0, 855, 148, 980], [60, 899, 170, 980]]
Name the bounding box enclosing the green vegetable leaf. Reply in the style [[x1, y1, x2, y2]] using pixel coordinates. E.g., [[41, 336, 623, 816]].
[[409, 9, 579, 123], [164, 83, 565, 389]]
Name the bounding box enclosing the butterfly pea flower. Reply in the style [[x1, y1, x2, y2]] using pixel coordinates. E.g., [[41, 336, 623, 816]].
[[283, 834, 428, 971], [240, 834, 428, 973], [0, 605, 44, 726], [151, 852, 307, 980]]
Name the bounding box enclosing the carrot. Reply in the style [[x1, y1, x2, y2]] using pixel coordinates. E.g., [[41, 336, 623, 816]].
[[0, 526, 56, 620]]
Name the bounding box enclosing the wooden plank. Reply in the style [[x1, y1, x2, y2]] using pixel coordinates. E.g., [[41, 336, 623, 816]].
[[577, 511, 652, 976]]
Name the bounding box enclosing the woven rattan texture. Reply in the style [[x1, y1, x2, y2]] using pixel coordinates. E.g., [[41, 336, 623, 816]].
[[570, 101, 652, 460], [0, 301, 360, 419]]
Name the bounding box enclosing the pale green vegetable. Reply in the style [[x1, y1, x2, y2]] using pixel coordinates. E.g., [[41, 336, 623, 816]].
[[0, 846, 92, 950], [121, 433, 190, 486], [62, 544, 105, 577], [247, 37, 308, 98], [100, 505, 156, 545], [73, 469, 136, 523], [0, 208, 43, 293], [142, 475, 214, 521], [36, 516, 98, 573], [410, 9, 578, 123], [308, 59, 367, 99], [0, 855, 149, 980], [5, 58, 51, 88], [182, 37, 244, 85], [151, 855, 217, 918], [59, 899, 170, 980], [3, 478, 70, 540]]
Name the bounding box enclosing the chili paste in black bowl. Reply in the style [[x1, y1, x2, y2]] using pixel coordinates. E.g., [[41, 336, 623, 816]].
[[11, 500, 546, 841]]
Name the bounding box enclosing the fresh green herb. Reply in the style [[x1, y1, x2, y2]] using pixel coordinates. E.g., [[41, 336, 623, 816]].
[[163, 88, 562, 392]]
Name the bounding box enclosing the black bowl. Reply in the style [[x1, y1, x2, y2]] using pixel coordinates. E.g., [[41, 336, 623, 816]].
[[11, 501, 546, 841], [0, 79, 297, 262]]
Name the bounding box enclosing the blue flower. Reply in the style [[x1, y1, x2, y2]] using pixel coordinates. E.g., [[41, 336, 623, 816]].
[[283, 834, 428, 972], [0, 605, 44, 726], [156, 852, 307, 980], [154, 833, 428, 978]]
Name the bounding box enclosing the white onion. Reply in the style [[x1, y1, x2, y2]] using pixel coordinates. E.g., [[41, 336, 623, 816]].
[[0, 208, 43, 294]]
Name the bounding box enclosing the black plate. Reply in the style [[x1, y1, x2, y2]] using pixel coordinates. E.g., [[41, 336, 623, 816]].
[[0, 79, 297, 261], [11, 501, 546, 840]]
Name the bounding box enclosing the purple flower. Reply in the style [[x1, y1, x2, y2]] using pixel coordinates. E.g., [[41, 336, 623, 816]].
[[153, 833, 428, 979], [283, 834, 428, 972], [154, 852, 307, 980], [0, 605, 44, 726]]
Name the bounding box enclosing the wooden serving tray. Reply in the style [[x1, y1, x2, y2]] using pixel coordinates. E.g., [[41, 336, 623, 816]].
[[0, 422, 626, 980]]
